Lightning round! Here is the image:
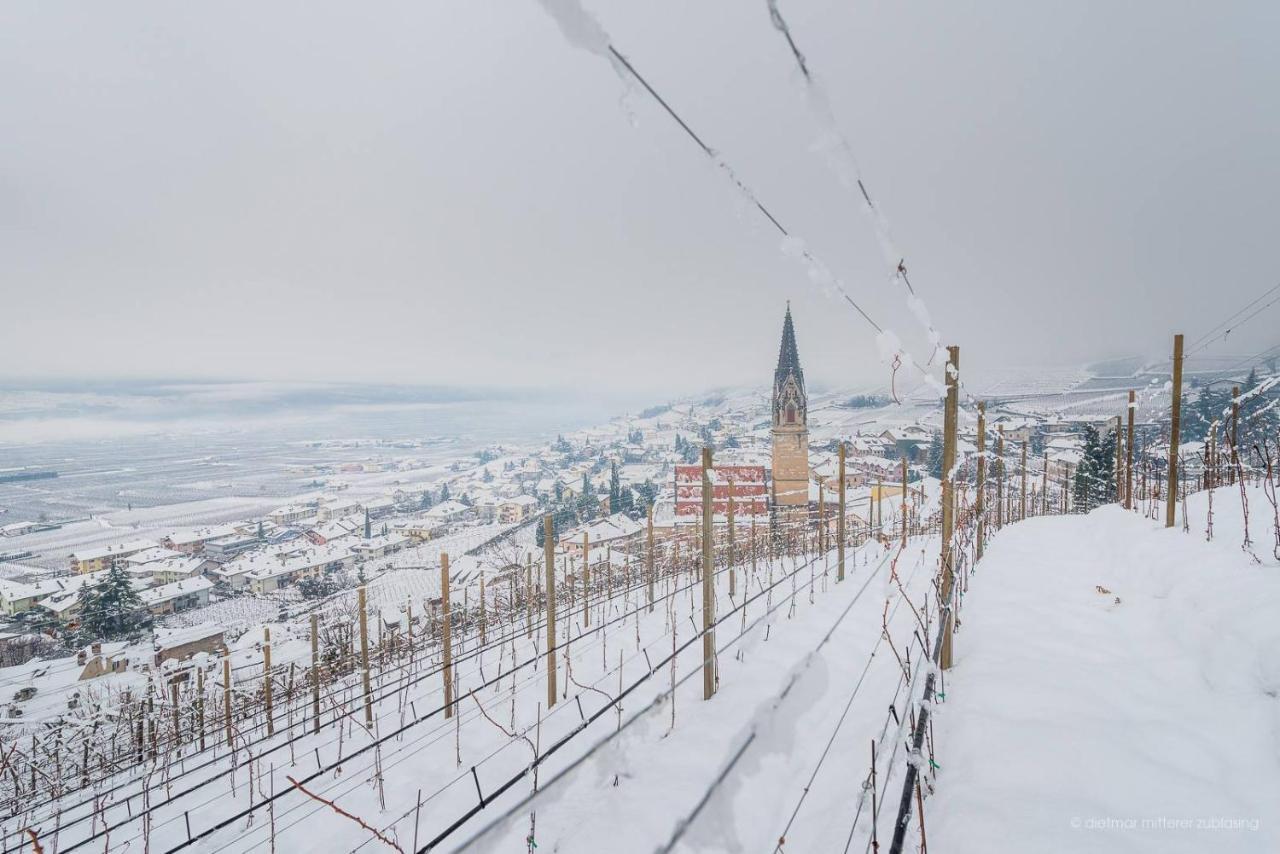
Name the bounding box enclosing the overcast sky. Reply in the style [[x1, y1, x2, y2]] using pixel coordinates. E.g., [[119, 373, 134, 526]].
[[2, 0, 1277, 399]]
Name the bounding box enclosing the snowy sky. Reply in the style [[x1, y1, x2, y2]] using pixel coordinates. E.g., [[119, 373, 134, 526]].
[[3, 0, 1278, 398]]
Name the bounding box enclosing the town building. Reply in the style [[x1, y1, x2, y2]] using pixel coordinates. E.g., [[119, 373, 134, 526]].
[[139, 577, 214, 616], [673, 464, 768, 518], [560, 513, 643, 555], [267, 505, 312, 526], [499, 495, 540, 523], [161, 524, 241, 554], [202, 532, 263, 562], [771, 305, 810, 511], [69, 540, 156, 574], [153, 624, 226, 666]]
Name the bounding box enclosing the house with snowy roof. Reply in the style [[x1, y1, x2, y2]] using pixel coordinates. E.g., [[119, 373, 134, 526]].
[[69, 539, 156, 574], [560, 513, 643, 555], [424, 499, 471, 524], [139, 577, 214, 616], [161, 523, 241, 554]]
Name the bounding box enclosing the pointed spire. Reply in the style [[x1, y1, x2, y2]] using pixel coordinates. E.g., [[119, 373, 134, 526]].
[[775, 304, 804, 385]]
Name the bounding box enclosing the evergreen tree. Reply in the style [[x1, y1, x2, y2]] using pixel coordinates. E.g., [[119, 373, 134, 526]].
[[1072, 424, 1116, 511], [608, 462, 621, 514], [634, 479, 658, 510], [77, 564, 148, 641], [439, 483, 450, 502], [363, 509, 371, 539], [1030, 428, 1045, 456], [927, 434, 945, 479], [1186, 384, 1230, 443], [577, 472, 598, 521], [298, 576, 337, 599]]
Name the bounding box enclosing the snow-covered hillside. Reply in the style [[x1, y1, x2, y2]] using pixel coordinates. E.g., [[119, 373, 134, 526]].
[[931, 489, 1280, 853]]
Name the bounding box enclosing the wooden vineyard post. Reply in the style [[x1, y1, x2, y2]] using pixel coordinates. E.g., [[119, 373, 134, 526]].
[[543, 515, 557, 709], [701, 447, 716, 700], [223, 653, 233, 749], [1207, 426, 1216, 490], [439, 557, 453, 719], [646, 504, 655, 612], [310, 614, 321, 735], [405, 600, 413, 658], [976, 402, 986, 560], [582, 532, 590, 628], [1126, 390, 1136, 508], [996, 426, 1005, 529], [816, 477, 825, 553], [526, 553, 534, 639], [1041, 452, 1049, 516], [1114, 415, 1124, 502], [901, 456, 909, 547], [751, 514, 758, 579], [196, 668, 206, 751], [479, 576, 487, 645], [940, 345, 959, 670], [171, 680, 180, 745], [263, 626, 274, 737], [358, 585, 374, 728], [1167, 334, 1184, 528], [1019, 441, 1028, 522], [1231, 385, 1240, 485], [876, 479, 884, 536], [727, 476, 737, 597], [837, 442, 847, 581]]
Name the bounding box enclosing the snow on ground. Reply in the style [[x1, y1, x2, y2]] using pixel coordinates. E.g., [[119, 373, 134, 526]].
[[160, 594, 285, 633], [930, 490, 1280, 853], [1, 532, 938, 853]]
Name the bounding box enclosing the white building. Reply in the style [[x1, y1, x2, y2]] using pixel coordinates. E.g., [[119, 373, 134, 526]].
[[139, 577, 214, 616]]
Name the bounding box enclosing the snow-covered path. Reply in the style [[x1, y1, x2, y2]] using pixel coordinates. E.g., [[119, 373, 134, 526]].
[[931, 503, 1280, 853]]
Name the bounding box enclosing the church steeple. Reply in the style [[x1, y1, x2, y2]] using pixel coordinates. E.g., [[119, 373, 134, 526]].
[[775, 302, 804, 386], [772, 304, 807, 428], [770, 305, 810, 509]]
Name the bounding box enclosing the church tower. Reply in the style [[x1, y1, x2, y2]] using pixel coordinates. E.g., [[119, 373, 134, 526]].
[[771, 305, 810, 509]]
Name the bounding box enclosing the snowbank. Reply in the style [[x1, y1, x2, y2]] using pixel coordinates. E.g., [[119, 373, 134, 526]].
[[930, 493, 1280, 852]]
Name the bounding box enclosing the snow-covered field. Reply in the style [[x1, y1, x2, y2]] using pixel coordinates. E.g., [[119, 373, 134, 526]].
[[931, 489, 1280, 853]]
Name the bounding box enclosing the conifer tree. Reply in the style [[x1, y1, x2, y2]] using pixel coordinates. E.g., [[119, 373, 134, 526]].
[[927, 434, 945, 479], [608, 461, 623, 514], [1072, 424, 1116, 511], [77, 563, 148, 641]]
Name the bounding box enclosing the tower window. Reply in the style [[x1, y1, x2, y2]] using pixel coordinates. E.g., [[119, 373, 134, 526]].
[[786, 404, 796, 424]]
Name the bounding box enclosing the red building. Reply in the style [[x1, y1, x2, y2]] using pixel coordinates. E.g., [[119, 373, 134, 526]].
[[674, 464, 768, 517]]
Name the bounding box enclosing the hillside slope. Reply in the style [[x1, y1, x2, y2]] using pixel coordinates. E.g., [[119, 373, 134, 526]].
[[931, 494, 1280, 853]]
